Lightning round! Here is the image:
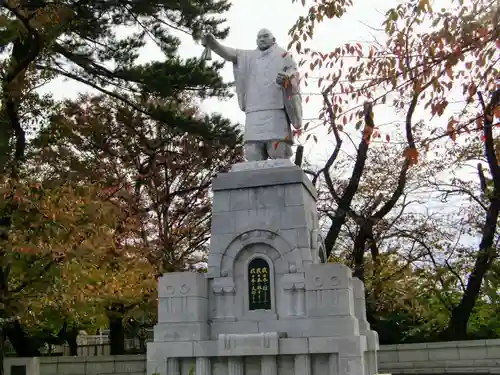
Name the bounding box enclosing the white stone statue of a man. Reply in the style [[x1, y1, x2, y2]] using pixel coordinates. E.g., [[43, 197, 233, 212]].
[[201, 29, 303, 161]]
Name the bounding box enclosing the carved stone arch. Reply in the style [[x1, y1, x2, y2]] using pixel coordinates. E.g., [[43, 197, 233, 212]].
[[216, 229, 295, 278]]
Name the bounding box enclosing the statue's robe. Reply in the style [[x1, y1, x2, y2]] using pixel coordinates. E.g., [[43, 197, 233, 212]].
[[233, 44, 302, 144]]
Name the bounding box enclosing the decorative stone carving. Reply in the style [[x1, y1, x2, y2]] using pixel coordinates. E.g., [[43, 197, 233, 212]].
[[305, 264, 356, 318], [238, 230, 278, 243], [218, 332, 279, 356], [157, 273, 208, 324], [212, 277, 236, 321], [281, 273, 306, 317]]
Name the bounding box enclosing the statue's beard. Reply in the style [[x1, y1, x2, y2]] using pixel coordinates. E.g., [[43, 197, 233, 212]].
[[258, 43, 273, 51]]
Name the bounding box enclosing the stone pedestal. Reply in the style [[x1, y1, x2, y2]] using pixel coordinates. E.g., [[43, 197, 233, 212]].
[[147, 160, 378, 375]]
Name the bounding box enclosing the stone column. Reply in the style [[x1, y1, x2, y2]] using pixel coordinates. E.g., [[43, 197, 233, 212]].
[[196, 357, 211, 375], [294, 354, 311, 375], [282, 274, 306, 317], [339, 356, 365, 375], [166, 358, 180, 375], [228, 357, 244, 375], [261, 356, 277, 375], [328, 354, 339, 375], [295, 283, 305, 316], [212, 279, 236, 320]]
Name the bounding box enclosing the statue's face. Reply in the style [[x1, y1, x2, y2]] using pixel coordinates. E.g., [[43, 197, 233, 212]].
[[256, 29, 275, 51]]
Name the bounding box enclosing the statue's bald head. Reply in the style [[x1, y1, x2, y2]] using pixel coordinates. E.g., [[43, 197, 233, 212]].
[[256, 28, 275, 51]]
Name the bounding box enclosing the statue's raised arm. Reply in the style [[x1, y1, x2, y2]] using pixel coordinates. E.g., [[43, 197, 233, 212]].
[[201, 33, 237, 64]]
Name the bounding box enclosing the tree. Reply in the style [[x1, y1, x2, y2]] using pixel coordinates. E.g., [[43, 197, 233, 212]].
[[0, 179, 151, 366], [427, 90, 500, 339], [0, 0, 241, 358], [28, 93, 242, 353], [290, 0, 499, 139], [0, 0, 239, 174], [31, 93, 242, 271], [290, 0, 500, 339]]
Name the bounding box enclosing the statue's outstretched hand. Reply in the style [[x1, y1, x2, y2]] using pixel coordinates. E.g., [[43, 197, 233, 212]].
[[201, 33, 215, 47], [276, 72, 289, 87]]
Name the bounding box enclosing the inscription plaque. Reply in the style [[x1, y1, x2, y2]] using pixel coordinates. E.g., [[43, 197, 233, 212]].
[[248, 257, 271, 310], [11, 365, 26, 375]]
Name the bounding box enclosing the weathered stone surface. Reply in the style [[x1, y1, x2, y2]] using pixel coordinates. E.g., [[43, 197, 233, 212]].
[[212, 166, 316, 200]]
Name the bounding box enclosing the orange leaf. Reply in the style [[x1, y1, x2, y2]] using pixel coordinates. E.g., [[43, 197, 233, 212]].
[[446, 67, 453, 79], [404, 147, 419, 165], [447, 119, 457, 141], [468, 82, 477, 97], [494, 106, 500, 119], [476, 116, 484, 130], [477, 27, 489, 37]]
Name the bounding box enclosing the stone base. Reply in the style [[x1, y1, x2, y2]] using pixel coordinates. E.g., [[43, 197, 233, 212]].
[[146, 163, 378, 375], [147, 335, 372, 375]]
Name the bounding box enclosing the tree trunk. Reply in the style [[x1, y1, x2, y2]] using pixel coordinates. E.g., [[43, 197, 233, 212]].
[[4, 320, 40, 357], [62, 326, 79, 356], [352, 225, 368, 282], [107, 304, 126, 355], [0, 327, 5, 375], [445, 197, 499, 339]]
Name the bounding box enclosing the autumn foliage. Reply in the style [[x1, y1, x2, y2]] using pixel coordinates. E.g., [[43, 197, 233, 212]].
[[289, 0, 499, 147], [290, 0, 500, 340]]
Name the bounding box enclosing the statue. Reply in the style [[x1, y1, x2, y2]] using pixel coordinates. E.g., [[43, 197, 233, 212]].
[[201, 29, 303, 162]]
